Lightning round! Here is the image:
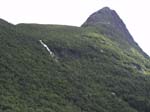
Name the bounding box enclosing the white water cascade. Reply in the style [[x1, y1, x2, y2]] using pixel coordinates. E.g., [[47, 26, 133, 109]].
[[39, 40, 55, 57]]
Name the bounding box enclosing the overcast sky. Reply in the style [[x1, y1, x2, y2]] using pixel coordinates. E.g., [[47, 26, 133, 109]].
[[0, 0, 149, 55]]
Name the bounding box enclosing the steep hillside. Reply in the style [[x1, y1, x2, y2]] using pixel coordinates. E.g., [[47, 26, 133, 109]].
[[0, 7, 150, 112], [82, 7, 148, 58]]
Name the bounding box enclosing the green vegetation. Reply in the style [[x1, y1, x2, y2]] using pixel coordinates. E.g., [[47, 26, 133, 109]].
[[0, 16, 150, 112]]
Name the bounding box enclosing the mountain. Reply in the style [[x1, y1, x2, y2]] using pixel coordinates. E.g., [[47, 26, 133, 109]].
[[82, 7, 148, 58], [82, 7, 133, 43], [0, 7, 150, 112]]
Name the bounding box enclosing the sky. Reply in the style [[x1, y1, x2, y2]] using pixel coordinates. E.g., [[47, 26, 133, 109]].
[[0, 0, 149, 55]]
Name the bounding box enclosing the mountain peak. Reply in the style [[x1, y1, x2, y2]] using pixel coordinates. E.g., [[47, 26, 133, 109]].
[[98, 7, 112, 12], [82, 7, 148, 58], [82, 7, 133, 43], [82, 7, 122, 29]]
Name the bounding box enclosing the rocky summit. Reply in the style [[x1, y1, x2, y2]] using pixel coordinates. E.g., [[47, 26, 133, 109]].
[[0, 7, 150, 112], [82, 7, 148, 58]]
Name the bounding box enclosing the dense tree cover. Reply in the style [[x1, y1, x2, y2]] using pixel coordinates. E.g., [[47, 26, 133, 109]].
[[0, 18, 150, 112]]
